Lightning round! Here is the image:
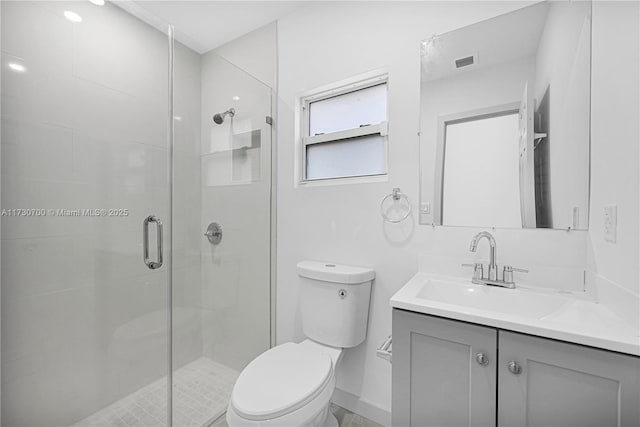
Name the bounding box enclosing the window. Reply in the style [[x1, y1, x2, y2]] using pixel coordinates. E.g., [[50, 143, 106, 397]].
[[299, 74, 388, 182]]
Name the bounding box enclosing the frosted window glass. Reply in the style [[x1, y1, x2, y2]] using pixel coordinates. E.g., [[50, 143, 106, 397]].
[[442, 113, 521, 227], [306, 135, 385, 180], [309, 84, 387, 135]]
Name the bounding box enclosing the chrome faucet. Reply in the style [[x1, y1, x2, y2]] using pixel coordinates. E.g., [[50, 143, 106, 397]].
[[464, 231, 528, 289], [469, 231, 497, 281]]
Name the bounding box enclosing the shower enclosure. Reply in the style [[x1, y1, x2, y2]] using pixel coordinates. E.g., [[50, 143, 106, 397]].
[[1, 1, 274, 426]]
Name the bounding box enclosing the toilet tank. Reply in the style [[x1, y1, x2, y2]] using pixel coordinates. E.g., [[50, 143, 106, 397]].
[[297, 261, 375, 348]]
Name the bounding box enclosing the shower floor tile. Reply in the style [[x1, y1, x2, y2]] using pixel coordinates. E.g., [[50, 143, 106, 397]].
[[72, 358, 239, 427]]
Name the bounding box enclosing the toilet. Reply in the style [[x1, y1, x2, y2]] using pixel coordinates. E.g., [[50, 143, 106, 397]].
[[226, 260, 375, 427]]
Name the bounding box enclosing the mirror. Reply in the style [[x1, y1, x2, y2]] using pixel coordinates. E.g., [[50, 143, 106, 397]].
[[419, 1, 591, 230]]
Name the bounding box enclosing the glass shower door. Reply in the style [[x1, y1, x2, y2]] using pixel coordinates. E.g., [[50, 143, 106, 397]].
[[1, 1, 173, 426], [171, 51, 274, 425]]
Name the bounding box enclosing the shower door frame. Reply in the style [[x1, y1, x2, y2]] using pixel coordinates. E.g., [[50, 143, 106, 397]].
[[166, 24, 175, 427]]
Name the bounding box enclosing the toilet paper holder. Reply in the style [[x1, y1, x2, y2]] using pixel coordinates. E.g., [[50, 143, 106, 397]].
[[376, 335, 392, 363]]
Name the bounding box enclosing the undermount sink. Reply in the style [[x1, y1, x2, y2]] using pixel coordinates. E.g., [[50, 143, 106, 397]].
[[413, 276, 570, 319]]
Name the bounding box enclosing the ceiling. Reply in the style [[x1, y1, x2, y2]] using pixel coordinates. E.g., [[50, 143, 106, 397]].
[[117, 1, 544, 61], [118, 1, 309, 53], [422, 2, 549, 81]]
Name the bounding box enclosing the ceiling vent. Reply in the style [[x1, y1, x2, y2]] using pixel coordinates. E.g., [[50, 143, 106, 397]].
[[455, 54, 476, 69]]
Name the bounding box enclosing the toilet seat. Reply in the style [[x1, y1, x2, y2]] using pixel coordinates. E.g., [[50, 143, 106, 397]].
[[230, 342, 334, 421]]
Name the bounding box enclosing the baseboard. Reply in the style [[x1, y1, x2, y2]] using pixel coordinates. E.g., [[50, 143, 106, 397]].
[[331, 388, 391, 427]]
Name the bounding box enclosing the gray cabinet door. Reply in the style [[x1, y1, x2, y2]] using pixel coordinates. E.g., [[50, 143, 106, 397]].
[[392, 309, 497, 427], [498, 331, 640, 427]]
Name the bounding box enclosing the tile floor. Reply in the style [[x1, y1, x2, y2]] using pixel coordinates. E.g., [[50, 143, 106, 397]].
[[329, 404, 384, 427], [72, 358, 381, 427], [210, 403, 383, 427], [72, 358, 239, 427]]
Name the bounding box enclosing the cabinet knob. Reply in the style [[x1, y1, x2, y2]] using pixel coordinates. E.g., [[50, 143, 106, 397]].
[[508, 360, 522, 375], [475, 352, 489, 366]]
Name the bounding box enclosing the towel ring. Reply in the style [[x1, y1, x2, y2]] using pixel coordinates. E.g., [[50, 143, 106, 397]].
[[380, 188, 411, 223]]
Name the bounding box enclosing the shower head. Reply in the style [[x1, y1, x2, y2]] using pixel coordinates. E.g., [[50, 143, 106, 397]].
[[212, 108, 235, 124]]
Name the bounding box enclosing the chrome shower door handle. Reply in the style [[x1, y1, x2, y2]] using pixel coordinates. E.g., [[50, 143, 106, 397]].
[[143, 215, 163, 270]]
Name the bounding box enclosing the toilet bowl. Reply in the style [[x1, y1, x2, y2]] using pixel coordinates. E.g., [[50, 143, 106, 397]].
[[226, 340, 342, 426], [226, 261, 375, 427]]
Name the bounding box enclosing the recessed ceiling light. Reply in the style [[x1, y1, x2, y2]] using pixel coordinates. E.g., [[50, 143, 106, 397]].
[[64, 11, 83, 23], [8, 62, 26, 73], [232, 96, 240, 101], [89, 0, 105, 5]]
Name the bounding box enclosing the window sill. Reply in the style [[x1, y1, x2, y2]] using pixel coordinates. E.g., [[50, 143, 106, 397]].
[[296, 173, 388, 188]]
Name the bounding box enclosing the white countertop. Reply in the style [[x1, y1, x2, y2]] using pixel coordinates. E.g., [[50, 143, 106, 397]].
[[391, 272, 640, 356]]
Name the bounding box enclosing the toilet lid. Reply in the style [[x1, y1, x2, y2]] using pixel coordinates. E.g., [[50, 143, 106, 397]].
[[230, 342, 333, 421]]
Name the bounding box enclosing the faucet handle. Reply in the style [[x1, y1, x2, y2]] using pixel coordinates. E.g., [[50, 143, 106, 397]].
[[503, 266, 528, 284], [462, 263, 484, 280], [504, 266, 528, 273]]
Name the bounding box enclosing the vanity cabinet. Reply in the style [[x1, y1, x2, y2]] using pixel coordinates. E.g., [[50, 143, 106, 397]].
[[392, 309, 640, 427], [498, 331, 640, 427], [392, 309, 497, 427]]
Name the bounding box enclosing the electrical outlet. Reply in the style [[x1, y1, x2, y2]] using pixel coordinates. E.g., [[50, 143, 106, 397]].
[[603, 205, 617, 243]]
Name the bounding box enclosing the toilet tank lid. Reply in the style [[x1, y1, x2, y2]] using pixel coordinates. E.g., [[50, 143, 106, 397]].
[[296, 260, 375, 284]]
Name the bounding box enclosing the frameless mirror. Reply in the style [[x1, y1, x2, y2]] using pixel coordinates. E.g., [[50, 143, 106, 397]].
[[419, 1, 591, 230]]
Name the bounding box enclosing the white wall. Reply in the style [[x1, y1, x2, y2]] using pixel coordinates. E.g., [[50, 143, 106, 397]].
[[274, 2, 595, 423], [587, 1, 640, 329], [213, 22, 278, 89]]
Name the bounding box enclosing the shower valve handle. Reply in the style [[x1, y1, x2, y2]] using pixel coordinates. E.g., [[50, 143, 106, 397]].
[[205, 222, 223, 245]]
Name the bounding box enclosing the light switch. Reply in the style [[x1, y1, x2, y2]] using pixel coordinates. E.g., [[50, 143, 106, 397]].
[[603, 205, 617, 243]]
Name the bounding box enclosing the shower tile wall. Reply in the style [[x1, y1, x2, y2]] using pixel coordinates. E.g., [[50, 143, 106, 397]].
[[1, 1, 201, 425], [199, 24, 276, 372]]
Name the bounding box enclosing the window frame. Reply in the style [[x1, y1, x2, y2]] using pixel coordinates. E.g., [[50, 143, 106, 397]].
[[297, 72, 389, 184]]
